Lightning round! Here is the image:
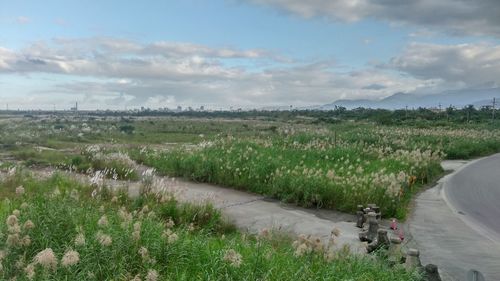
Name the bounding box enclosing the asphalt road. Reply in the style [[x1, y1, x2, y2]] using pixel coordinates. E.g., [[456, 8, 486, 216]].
[[445, 153, 500, 242], [409, 157, 500, 281]]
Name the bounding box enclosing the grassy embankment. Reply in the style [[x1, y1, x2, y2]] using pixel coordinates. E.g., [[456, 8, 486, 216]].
[[0, 169, 421, 280]]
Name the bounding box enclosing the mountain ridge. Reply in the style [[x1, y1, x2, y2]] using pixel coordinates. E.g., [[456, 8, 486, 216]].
[[321, 87, 500, 110]]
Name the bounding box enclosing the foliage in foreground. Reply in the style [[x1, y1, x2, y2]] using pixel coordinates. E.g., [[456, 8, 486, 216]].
[[0, 170, 421, 280]]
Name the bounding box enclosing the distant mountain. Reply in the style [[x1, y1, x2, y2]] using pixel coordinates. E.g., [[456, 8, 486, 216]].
[[321, 87, 500, 110]]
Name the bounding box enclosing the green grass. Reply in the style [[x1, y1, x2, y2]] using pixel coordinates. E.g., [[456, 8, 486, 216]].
[[2, 116, 500, 219], [9, 148, 73, 167], [0, 170, 422, 281], [132, 134, 443, 219]]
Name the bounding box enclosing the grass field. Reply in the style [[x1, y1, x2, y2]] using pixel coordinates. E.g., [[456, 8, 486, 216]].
[[0, 168, 422, 280], [2, 115, 500, 219], [1, 113, 499, 280]]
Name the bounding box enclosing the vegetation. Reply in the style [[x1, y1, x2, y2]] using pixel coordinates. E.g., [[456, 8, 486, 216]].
[[1, 109, 498, 280], [65, 145, 139, 181], [0, 169, 422, 280], [1, 111, 499, 219], [133, 132, 443, 219]]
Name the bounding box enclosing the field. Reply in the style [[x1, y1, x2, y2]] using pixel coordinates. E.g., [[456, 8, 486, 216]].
[[0, 165, 420, 280], [0, 111, 499, 280], [1, 114, 500, 219]]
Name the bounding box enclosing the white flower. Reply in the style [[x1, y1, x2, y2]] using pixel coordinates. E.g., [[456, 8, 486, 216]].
[[22, 235, 31, 247], [6, 215, 18, 227], [24, 263, 35, 280], [165, 218, 175, 228], [75, 233, 86, 246], [61, 250, 80, 267], [23, 220, 35, 230], [223, 249, 242, 267], [16, 186, 25, 195], [132, 221, 141, 241], [34, 248, 57, 270], [12, 209, 20, 217], [7, 233, 20, 247], [146, 269, 159, 281], [98, 215, 109, 227], [96, 231, 112, 246], [294, 243, 310, 257], [167, 233, 178, 244], [138, 246, 151, 262], [130, 274, 142, 281]]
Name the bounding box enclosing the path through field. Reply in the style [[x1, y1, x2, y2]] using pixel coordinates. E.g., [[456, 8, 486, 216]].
[[21, 160, 368, 253]]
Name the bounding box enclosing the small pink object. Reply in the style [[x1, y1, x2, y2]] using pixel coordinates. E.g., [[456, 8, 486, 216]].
[[399, 229, 404, 241], [390, 219, 397, 230]]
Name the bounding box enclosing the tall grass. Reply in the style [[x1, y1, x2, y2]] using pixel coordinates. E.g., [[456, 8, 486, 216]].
[[133, 134, 443, 219], [0, 170, 422, 280]]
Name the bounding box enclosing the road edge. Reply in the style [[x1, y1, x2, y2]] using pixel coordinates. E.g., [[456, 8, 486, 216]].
[[441, 153, 500, 245]]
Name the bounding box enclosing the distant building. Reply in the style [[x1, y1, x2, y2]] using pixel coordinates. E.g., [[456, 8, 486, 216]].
[[429, 107, 445, 113], [70, 102, 78, 111]]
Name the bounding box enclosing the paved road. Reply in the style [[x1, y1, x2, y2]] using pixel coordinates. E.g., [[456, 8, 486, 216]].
[[171, 179, 365, 253], [445, 153, 500, 242], [409, 157, 500, 281]]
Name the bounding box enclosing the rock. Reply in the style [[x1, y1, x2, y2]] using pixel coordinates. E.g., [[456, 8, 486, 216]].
[[356, 210, 365, 228], [359, 212, 378, 243], [372, 206, 381, 220], [377, 229, 390, 247], [367, 229, 390, 253], [424, 264, 442, 281], [405, 248, 422, 271], [388, 236, 403, 265]]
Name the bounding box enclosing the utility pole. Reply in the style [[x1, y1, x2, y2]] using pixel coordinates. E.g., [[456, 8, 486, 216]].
[[493, 97, 496, 120], [405, 105, 408, 119]]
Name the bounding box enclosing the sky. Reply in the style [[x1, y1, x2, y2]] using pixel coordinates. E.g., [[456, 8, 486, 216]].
[[1, 0, 500, 110]]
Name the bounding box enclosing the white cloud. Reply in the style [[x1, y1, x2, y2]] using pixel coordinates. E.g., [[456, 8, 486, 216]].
[[16, 16, 30, 24], [389, 43, 500, 87], [4, 37, 484, 109], [247, 0, 500, 37]]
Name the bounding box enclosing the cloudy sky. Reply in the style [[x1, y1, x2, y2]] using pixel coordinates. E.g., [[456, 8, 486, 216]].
[[1, 0, 499, 110]]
